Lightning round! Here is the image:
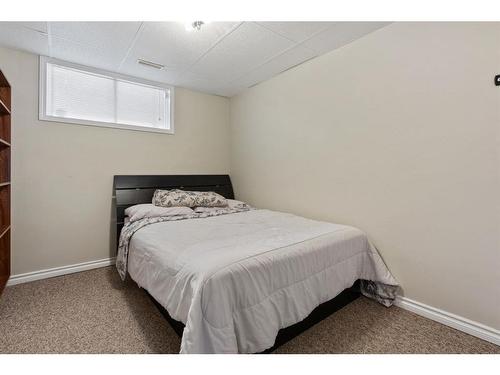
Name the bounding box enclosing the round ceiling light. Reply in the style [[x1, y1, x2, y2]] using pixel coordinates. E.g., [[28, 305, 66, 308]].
[[185, 21, 205, 31]]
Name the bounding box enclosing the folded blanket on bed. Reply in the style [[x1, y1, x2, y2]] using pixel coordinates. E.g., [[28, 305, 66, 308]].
[[116, 205, 253, 280]]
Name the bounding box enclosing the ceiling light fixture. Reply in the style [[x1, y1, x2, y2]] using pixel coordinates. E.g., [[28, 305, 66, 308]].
[[185, 21, 205, 31], [137, 59, 165, 70]]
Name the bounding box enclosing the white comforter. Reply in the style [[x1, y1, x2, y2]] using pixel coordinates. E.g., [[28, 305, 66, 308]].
[[126, 209, 397, 353]]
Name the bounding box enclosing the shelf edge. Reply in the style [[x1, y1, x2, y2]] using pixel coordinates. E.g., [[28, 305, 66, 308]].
[[0, 98, 10, 114], [0, 225, 10, 239], [0, 138, 10, 147]]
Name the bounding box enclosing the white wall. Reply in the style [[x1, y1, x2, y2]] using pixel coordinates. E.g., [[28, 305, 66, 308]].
[[230, 23, 500, 329], [0, 46, 230, 275]]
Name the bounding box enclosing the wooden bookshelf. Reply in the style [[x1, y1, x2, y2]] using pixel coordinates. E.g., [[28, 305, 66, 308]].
[[0, 70, 10, 296]]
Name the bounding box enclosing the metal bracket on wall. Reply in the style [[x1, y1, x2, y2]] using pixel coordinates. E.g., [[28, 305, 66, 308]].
[[495, 75, 500, 86]]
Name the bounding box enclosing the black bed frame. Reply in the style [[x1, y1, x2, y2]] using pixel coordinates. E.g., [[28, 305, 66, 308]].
[[113, 175, 360, 353]]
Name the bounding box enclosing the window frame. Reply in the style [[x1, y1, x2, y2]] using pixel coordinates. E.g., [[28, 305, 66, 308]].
[[39, 56, 175, 134]]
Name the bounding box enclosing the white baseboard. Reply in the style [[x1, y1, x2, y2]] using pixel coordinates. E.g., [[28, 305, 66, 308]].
[[395, 296, 500, 347], [6, 262, 499, 348], [6, 257, 116, 286]]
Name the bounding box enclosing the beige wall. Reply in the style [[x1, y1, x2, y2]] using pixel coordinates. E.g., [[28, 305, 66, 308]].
[[230, 23, 500, 329], [0, 46, 230, 275], [2, 23, 499, 330]]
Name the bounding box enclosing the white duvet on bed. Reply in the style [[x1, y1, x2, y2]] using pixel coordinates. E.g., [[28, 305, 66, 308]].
[[126, 209, 397, 353]]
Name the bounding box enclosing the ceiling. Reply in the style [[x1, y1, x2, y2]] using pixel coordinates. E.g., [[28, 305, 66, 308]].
[[0, 22, 389, 97]]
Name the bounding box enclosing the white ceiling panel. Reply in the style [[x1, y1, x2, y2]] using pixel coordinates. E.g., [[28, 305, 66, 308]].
[[257, 22, 334, 43], [0, 23, 49, 55], [212, 85, 248, 98], [223, 45, 318, 96], [50, 37, 127, 71], [120, 22, 239, 73], [0, 21, 391, 97], [118, 61, 185, 86], [174, 71, 225, 95], [50, 22, 141, 53], [11, 22, 48, 34], [302, 22, 390, 54], [188, 22, 295, 82]]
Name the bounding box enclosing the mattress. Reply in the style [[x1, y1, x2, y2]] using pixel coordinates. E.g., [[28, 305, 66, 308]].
[[125, 209, 397, 353]]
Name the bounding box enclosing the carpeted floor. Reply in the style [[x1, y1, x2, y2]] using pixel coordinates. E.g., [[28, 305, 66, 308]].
[[0, 267, 498, 354]]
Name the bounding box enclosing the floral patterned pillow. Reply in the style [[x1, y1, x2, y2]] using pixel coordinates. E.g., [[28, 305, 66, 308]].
[[152, 189, 196, 207], [193, 191, 228, 207], [152, 189, 228, 207]]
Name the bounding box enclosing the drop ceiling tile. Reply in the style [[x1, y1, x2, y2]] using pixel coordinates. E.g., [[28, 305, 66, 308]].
[[302, 22, 390, 54], [189, 22, 295, 83], [4, 22, 48, 34], [50, 22, 141, 53], [213, 84, 248, 98], [0, 23, 49, 55], [257, 22, 334, 43], [0, 21, 394, 97], [50, 37, 127, 71], [118, 61, 184, 86], [227, 45, 317, 93], [174, 72, 222, 95], [120, 22, 240, 73]]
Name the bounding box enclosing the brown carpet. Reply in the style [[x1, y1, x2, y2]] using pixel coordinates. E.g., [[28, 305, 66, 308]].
[[0, 267, 498, 354]]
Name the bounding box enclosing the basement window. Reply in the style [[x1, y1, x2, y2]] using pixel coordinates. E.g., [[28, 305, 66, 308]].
[[39, 56, 174, 134]]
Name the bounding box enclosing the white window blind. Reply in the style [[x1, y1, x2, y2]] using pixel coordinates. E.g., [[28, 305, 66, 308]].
[[40, 58, 173, 133]]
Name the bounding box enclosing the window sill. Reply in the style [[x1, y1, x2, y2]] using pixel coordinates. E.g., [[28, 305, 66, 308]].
[[38, 114, 175, 135]]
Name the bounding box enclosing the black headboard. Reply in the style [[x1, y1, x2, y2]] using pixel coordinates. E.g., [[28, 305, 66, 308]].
[[113, 175, 234, 250]]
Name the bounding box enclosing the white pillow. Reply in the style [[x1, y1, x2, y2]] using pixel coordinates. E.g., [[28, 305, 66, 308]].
[[125, 204, 194, 222]]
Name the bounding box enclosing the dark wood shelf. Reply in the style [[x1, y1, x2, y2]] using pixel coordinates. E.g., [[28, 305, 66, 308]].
[[0, 227, 9, 291], [0, 99, 9, 115], [0, 226, 9, 240], [0, 115, 11, 144], [0, 145, 10, 183], [0, 70, 10, 296], [0, 72, 9, 87]]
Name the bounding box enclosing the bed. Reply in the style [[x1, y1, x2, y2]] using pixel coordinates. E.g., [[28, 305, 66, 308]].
[[113, 175, 398, 354]]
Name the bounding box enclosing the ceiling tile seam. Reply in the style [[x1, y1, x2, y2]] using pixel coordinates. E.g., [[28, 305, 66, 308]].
[[48, 34, 102, 46], [175, 21, 244, 80], [272, 22, 355, 54], [213, 22, 324, 90], [255, 21, 332, 45], [221, 59, 300, 95], [256, 22, 353, 56], [263, 23, 393, 78], [47, 22, 53, 57], [302, 22, 392, 56], [22, 25, 48, 36], [219, 23, 390, 95], [298, 22, 393, 54], [44, 31, 127, 51], [284, 24, 341, 54], [11, 22, 391, 97], [253, 22, 302, 44], [117, 22, 144, 71], [218, 42, 318, 91], [296, 23, 338, 43], [227, 22, 394, 95], [276, 54, 318, 75]]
